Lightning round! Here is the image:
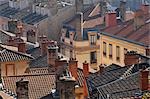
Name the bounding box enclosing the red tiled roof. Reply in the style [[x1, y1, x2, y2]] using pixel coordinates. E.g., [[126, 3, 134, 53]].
[[2, 74, 55, 99], [102, 17, 150, 47]]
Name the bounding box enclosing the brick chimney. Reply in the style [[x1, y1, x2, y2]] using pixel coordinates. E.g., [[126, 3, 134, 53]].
[[141, 4, 149, 15], [69, 58, 78, 80], [41, 40, 48, 56], [83, 61, 89, 77], [120, 0, 126, 21], [18, 42, 26, 53], [124, 51, 140, 66], [134, 9, 145, 30], [105, 12, 117, 27], [140, 70, 149, 91], [83, 61, 89, 98], [47, 43, 59, 66], [27, 30, 36, 44], [16, 79, 29, 99]]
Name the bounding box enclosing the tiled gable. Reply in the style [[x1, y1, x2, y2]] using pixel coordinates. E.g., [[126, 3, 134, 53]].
[[2, 74, 55, 99], [0, 45, 33, 62]]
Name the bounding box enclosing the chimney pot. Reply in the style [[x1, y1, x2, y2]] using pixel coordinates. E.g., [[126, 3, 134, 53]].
[[69, 59, 78, 80], [18, 42, 26, 53], [140, 70, 149, 91], [16, 79, 29, 99], [83, 61, 89, 77]]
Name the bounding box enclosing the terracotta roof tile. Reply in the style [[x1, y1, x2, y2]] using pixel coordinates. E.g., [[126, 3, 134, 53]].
[[0, 45, 33, 62], [2, 74, 56, 99], [102, 17, 150, 47]]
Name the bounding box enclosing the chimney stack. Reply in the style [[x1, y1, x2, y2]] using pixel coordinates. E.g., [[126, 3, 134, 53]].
[[134, 10, 145, 30], [141, 4, 149, 15], [140, 70, 149, 91], [18, 42, 26, 53], [47, 43, 59, 66], [105, 12, 117, 27], [69, 58, 78, 80], [83, 61, 89, 98], [75, 13, 83, 41], [124, 51, 140, 66], [16, 79, 29, 99], [75, 0, 83, 12], [83, 61, 89, 77], [39, 35, 48, 56], [100, 0, 107, 16], [120, 0, 126, 21], [27, 30, 36, 44]]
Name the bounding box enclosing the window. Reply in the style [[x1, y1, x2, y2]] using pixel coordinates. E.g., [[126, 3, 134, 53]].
[[109, 44, 113, 59], [6, 64, 15, 76], [90, 51, 97, 64], [103, 42, 107, 57], [90, 35, 96, 45], [116, 46, 120, 61]]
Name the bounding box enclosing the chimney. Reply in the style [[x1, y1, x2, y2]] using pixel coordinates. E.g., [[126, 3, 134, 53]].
[[141, 4, 149, 15], [124, 51, 140, 66], [83, 61, 89, 98], [100, 0, 107, 16], [75, 13, 83, 41], [16, 79, 29, 99], [99, 64, 105, 73], [75, 0, 83, 12], [27, 30, 36, 44], [69, 58, 78, 80], [119, 0, 126, 21], [41, 40, 48, 55], [140, 70, 149, 91], [105, 12, 117, 27], [18, 42, 26, 53], [83, 61, 89, 77], [134, 10, 145, 30], [47, 43, 59, 66], [39, 35, 48, 56]]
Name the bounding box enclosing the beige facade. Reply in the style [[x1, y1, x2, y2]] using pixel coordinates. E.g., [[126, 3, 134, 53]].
[[61, 30, 146, 70], [100, 35, 145, 66], [1, 60, 28, 76]]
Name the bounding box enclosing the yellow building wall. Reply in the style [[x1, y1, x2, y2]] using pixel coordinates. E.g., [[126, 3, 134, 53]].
[[1, 60, 29, 76], [100, 35, 146, 66]]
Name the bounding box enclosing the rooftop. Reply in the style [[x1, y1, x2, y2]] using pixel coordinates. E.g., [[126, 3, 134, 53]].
[[0, 45, 33, 62], [2, 74, 56, 99]]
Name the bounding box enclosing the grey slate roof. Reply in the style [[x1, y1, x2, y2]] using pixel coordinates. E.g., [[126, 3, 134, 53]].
[[22, 13, 48, 25], [97, 72, 141, 99], [0, 45, 33, 62], [86, 63, 150, 99]]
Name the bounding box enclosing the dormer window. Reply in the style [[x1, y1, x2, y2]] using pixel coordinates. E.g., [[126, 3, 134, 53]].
[[90, 35, 96, 45]]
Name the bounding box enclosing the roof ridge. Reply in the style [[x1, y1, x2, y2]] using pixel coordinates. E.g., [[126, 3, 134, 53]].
[[97, 72, 140, 90], [0, 45, 34, 60]]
